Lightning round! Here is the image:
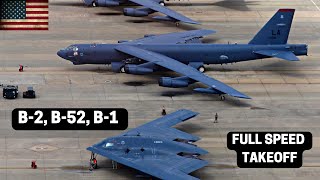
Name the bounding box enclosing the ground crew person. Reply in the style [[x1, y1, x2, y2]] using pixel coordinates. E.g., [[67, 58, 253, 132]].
[[214, 113, 218, 123], [162, 106, 166, 116], [31, 160, 37, 169], [19, 64, 24, 72]]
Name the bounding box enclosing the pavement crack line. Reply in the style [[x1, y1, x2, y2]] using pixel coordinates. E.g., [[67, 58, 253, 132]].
[[310, 0, 320, 11]]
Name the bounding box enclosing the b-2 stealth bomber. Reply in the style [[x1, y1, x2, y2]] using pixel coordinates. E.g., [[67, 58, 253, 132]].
[[58, 9, 308, 100], [82, 0, 199, 25], [87, 109, 207, 180]]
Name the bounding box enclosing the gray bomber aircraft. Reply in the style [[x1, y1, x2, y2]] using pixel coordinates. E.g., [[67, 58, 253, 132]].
[[57, 9, 308, 100], [82, 0, 199, 25], [87, 109, 208, 180]]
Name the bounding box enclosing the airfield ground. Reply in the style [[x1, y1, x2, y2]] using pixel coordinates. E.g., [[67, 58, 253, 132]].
[[0, 0, 320, 179]]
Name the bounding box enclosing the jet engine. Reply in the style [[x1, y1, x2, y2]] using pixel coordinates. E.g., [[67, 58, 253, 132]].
[[124, 64, 153, 75], [96, 0, 119, 6], [123, 8, 149, 17], [158, 77, 190, 88]]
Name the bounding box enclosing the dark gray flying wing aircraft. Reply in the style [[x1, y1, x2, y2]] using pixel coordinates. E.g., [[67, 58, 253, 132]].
[[87, 109, 208, 180], [82, 0, 199, 24], [58, 9, 308, 100]]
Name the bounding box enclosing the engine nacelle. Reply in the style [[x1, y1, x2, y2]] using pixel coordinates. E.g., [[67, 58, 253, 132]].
[[118, 40, 129, 43], [123, 8, 149, 17], [111, 62, 125, 73], [96, 0, 119, 6], [125, 64, 153, 75], [159, 77, 189, 88], [144, 34, 156, 38]]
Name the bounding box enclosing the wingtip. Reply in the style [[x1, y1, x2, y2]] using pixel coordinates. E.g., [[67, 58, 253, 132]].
[[86, 146, 94, 151], [202, 29, 217, 34], [183, 20, 201, 25], [178, 109, 200, 116], [230, 94, 252, 99], [184, 21, 201, 25]]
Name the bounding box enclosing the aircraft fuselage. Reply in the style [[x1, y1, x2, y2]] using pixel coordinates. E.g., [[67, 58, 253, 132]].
[[91, 136, 206, 158], [58, 43, 308, 65]]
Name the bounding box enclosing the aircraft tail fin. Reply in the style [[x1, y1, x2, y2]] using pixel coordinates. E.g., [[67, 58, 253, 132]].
[[249, 9, 295, 45]]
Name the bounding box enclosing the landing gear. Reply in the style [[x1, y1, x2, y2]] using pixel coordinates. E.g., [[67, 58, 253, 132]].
[[175, 22, 180, 27], [92, 1, 97, 7], [159, 1, 165, 6], [120, 66, 126, 73], [220, 95, 225, 101], [89, 152, 98, 171], [197, 65, 205, 73]]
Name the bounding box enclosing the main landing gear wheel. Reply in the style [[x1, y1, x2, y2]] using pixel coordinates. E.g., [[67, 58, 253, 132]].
[[120, 66, 126, 73], [197, 66, 206, 73], [89, 152, 98, 171], [92, 1, 97, 7], [220, 95, 225, 101], [159, 1, 165, 6]]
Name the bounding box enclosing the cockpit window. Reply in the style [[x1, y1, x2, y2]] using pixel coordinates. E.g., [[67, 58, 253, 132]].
[[63, 46, 78, 51], [105, 143, 114, 148]]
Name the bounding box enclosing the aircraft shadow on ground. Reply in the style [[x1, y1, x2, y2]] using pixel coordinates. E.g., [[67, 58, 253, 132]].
[[259, 61, 307, 77], [96, 12, 123, 16], [176, 123, 203, 134], [49, 2, 84, 7], [166, 0, 259, 11], [202, 37, 221, 43], [126, 19, 155, 24]]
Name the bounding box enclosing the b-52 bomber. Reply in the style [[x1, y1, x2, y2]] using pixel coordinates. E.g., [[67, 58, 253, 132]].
[[58, 9, 308, 100], [82, 0, 199, 25], [87, 109, 208, 180]]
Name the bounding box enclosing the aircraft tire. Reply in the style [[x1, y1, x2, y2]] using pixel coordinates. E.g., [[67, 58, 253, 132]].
[[198, 66, 205, 73], [92, 1, 97, 7], [120, 66, 126, 73]]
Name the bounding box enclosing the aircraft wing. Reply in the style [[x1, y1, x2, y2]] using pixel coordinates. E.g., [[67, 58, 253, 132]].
[[122, 109, 201, 141], [115, 45, 251, 99], [128, 0, 199, 24], [123, 29, 216, 44], [87, 145, 207, 180]]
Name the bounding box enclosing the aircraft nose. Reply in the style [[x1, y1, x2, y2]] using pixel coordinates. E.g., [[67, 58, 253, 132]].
[[57, 50, 66, 59]]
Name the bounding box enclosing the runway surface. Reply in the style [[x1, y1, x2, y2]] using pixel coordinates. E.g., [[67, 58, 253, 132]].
[[0, 0, 320, 179]]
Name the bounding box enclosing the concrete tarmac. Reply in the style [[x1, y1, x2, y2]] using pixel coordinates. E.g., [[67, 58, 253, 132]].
[[0, 0, 320, 179]]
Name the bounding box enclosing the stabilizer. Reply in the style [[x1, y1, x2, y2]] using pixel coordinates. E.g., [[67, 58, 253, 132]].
[[254, 50, 300, 61]]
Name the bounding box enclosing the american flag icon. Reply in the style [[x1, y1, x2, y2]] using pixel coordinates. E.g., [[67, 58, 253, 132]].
[[0, 0, 48, 30]]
